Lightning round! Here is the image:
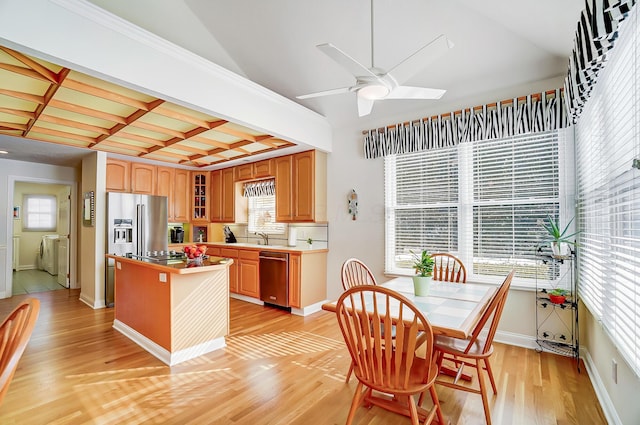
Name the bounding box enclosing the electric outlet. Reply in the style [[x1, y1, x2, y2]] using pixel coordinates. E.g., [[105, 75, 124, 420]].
[[116, 261, 121, 270], [159, 273, 167, 283], [612, 359, 618, 384]]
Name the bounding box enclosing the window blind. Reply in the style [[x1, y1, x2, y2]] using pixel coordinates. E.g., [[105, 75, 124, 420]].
[[575, 5, 640, 377], [247, 195, 285, 234], [23, 194, 57, 231], [385, 130, 568, 282]]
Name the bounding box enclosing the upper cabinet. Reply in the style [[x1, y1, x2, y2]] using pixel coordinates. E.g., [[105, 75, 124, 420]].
[[106, 159, 131, 192], [275, 150, 326, 222], [235, 159, 272, 181], [211, 168, 235, 223], [173, 169, 190, 223], [130, 163, 156, 195], [156, 166, 174, 216], [191, 171, 210, 222]]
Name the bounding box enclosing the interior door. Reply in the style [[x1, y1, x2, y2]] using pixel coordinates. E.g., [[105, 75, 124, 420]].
[[57, 191, 71, 288]]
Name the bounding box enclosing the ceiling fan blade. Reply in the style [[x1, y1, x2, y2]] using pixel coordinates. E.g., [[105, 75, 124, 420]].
[[296, 86, 354, 100], [357, 96, 375, 117], [317, 43, 379, 80], [385, 86, 446, 100], [387, 34, 454, 86]]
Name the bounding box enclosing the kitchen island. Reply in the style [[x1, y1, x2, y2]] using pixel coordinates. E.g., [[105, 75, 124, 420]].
[[107, 254, 233, 365]]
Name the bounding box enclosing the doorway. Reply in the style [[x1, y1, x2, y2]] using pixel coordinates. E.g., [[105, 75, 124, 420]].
[[10, 180, 74, 296]]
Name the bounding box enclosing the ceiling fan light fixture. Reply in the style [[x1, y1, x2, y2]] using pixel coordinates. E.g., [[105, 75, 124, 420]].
[[358, 84, 389, 100]]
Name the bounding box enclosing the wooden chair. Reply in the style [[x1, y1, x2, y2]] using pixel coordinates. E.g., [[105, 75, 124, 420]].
[[335, 285, 445, 425], [341, 258, 377, 290], [340, 258, 378, 383], [431, 253, 467, 283], [428, 270, 515, 425], [0, 298, 40, 406]]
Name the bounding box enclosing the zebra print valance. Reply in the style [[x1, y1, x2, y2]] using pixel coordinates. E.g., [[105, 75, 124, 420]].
[[363, 89, 567, 159], [564, 0, 636, 123], [243, 179, 275, 197]]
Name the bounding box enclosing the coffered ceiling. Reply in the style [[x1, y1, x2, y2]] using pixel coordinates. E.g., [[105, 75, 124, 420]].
[[0, 45, 294, 168]]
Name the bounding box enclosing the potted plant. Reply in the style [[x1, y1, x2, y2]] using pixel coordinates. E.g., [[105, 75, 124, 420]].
[[306, 237, 313, 248], [548, 288, 569, 304], [411, 250, 434, 296], [541, 215, 579, 258]]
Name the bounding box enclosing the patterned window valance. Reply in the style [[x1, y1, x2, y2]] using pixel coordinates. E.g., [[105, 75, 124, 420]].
[[243, 179, 275, 197], [363, 89, 567, 159], [564, 0, 636, 123]]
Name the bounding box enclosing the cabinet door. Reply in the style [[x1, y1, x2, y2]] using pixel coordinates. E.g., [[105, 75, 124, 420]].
[[220, 248, 239, 293], [173, 169, 190, 222], [221, 167, 235, 222], [288, 253, 301, 308], [293, 151, 315, 221], [131, 163, 156, 195], [253, 159, 272, 178], [235, 164, 254, 181], [106, 159, 130, 192], [156, 167, 174, 219], [238, 260, 260, 298], [210, 169, 223, 222], [274, 155, 293, 222], [206, 246, 221, 257], [191, 171, 210, 222]]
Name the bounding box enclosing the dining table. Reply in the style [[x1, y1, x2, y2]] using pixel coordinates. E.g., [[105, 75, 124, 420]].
[[322, 276, 497, 340]]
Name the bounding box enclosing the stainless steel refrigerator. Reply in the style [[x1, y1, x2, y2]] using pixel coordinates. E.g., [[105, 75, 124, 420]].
[[105, 192, 168, 307]]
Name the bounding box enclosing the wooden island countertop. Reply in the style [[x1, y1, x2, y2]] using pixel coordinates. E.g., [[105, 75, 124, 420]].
[[107, 254, 233, 365]]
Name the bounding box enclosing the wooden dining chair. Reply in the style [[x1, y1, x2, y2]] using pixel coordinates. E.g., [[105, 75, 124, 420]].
[[431, 253, 467, 283], [427, 270, 515, 425], [335, 285, 445, 425], [340, 258, 378, 383], [0, 298, 40, 406], [341, 258, 377, 290]]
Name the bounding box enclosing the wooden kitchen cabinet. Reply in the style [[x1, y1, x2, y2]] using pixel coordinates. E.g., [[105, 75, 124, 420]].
[[275, 150, 326, 222], [131, 163, 156, 195], [191, 171, 210, 222], [288, 253, 301, 308], [173, 169, 190, 222], [237, 250, 259, 298], [253, 159, 272, 178], [289, 251, 326, 309], [235, 163, 254, 181], [206, 246, 221, 257], [211, 168, 235, 222], [156, 166, 174, 216], [220, 248, 239, 293], [106, 158, 131, 192]]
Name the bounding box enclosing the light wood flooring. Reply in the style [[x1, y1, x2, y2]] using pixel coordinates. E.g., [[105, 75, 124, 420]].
[[0, 289, 606, 425]]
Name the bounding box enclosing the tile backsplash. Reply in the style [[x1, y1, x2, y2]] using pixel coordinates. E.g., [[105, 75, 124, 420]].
[[226, 223, 328, 249]]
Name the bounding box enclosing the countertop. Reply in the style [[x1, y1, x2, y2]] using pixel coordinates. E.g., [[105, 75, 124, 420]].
[[169, 242, 328, 254], [107, 254, 234, 274]]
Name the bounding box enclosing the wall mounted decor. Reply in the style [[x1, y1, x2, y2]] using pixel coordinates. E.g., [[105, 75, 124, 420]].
[[348, 189, 358, 220]]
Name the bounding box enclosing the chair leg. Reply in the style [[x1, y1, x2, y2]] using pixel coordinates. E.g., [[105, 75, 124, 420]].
[[345, 381, 365, 425], [406, 395, 420, 425], [483, 358, 497, 395], [345, 362, 353, 383], [476, 359, 492, 425], [428, 385, 445, 425]]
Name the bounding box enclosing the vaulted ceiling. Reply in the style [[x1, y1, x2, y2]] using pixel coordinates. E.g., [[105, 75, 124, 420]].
[[0, 0, 584, 168]]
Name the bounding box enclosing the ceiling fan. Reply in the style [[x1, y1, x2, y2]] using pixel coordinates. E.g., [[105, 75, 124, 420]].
[[296, 0, 454, 117]]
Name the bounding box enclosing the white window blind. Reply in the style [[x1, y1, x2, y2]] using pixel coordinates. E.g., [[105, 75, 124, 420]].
[[23, 194, 57, 231], [247, 195, 285, 234], [575, 6, 640, 377], [385, 130, 568, 282]]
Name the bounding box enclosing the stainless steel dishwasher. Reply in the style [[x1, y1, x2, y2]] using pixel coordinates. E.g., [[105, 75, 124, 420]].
[[259, 251, 290, 308]]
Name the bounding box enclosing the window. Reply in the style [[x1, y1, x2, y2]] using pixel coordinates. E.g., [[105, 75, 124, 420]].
[[23, 194, 57, 231], [248, 195, 284, 234], [384, 129, 571, 283], [574, 6, 640, 377]]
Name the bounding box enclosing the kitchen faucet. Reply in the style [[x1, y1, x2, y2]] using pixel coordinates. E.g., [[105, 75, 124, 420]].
[[257, 232, 269, 245]]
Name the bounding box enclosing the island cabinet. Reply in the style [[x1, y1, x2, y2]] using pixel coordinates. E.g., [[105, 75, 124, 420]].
[[157, 167, 190, 222], [288, 251, 326, 309], [211, 168, 235, 223], [106, 158, 131, 192], [191, 171, 210, 222], [275, 150, 327, 222], [131, 163, 156, 194], [237, 250, 260, 298]]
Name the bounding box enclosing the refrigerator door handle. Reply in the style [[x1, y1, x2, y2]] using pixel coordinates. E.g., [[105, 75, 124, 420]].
[[136, 204, 145, 256]]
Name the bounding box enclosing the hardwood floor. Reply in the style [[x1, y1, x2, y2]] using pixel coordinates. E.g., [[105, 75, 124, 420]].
[[0, 289, 606, 425]]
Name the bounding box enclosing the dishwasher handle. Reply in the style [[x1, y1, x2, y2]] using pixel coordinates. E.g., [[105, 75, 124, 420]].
[[259, 255, 288, 262], [259, 251, 289, 261]]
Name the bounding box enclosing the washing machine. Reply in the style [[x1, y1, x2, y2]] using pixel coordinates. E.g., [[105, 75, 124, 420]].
[[41, 235, 59, 275]]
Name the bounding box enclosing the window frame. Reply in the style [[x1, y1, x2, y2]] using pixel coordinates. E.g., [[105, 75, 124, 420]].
[[22, 194, 57, 232]]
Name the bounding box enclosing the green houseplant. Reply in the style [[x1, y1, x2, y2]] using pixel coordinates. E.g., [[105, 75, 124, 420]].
[[548, 288, 569, 304], [411, 250, 434, 296], [541, 215, 579, 258]]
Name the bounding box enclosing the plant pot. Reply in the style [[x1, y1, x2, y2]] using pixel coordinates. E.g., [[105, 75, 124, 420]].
[[551, 241, 570, 258], [549, 294, 566, 304], [412, 275, 431, 296]]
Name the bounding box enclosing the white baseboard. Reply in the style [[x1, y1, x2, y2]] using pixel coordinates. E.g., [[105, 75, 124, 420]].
[[113, 319, 226, 366], [230, 293, 263, 305], [581, 347, 622, 425], [291, 300, 327, 316]]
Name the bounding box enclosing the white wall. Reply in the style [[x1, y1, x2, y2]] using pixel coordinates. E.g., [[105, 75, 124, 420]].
[[0, 159, 78, 298]]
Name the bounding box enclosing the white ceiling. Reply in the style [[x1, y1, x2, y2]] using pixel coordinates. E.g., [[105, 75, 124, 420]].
[[0, 0, 584, 167]]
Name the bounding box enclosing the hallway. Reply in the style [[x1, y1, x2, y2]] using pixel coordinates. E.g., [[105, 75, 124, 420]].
[[12, 270, 66, 295]]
